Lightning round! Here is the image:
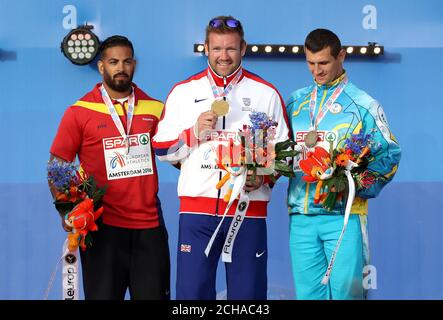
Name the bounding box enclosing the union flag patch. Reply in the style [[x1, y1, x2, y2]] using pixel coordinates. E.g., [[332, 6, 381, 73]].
[[180, 244, 191, 253]]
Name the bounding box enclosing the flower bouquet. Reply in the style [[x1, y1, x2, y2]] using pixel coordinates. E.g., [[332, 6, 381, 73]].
[[207, 111, 299, 262], [215, 111, 298, 200], [241, 111, 298, 179], [47, 159, 107, 251], [299, 129, 381, 211]]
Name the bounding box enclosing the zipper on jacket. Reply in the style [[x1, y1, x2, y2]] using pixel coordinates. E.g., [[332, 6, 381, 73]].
[[215, 76, 228, 216]]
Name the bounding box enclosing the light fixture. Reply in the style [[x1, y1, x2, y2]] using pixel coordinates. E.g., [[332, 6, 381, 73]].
[[61, 24, 100, 65], [368, 42, 383, 55], [193, 42, 384, 57]]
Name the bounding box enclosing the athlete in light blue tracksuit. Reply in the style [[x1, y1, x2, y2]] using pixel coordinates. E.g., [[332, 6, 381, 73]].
[[286, 29, 401, 300]]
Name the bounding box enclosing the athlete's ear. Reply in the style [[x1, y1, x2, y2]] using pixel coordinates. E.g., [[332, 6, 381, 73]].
[[204, 42, 209, 56], [338, 48, 346, 63], [97, 59, 104, 76], [241, 40, 247, 57]]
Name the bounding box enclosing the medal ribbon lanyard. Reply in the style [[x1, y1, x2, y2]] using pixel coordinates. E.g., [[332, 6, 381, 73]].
[[100, 84, 135, 154], [207, 68, 243, 100], [309, 76, 348, 130]]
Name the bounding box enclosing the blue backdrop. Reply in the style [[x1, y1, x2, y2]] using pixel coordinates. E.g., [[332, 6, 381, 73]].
[[0, 0, 441, 299]]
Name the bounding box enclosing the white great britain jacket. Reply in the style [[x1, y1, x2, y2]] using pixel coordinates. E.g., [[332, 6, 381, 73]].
[[152, 66, 290, 218]]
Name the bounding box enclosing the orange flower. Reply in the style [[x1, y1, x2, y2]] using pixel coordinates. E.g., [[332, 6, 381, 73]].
[[335, 153, 351, 167], [356, 146, 371, 164], [56, 192, 68, 202]]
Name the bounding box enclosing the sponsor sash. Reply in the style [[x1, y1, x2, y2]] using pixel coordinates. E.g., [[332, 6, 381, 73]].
[[204, 169, 247, 260], [62, 240, 80, 300], [44, 239, 80, 300], [221, 191, 250, 263], [321, 161, 357, 285]]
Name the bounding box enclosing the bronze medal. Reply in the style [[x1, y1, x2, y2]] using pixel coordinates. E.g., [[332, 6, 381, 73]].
[[304, 130, 318, 148], [211, 99, 230, 117]]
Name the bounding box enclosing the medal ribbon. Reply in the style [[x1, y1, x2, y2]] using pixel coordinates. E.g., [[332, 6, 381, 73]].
[[100, 84, 135, 153], [309, 75, 348, 130], [207, 68, 243, 100]]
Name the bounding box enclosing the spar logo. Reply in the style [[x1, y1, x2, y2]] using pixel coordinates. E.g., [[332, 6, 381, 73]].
[[296, 131, 326, 143], [202, 130, 241, 142], [104, 136, 139, 150], [139, 134, 149, 145], [110, 152, 126, 168]]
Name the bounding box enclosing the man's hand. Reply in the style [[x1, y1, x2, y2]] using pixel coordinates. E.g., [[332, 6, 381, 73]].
[[61, 217, 72, 232], [196, 110, 218, 138], [244, 170, 264, 192]]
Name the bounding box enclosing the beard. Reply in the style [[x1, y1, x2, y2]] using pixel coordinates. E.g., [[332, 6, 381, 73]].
[[103, 69, 133, 93]]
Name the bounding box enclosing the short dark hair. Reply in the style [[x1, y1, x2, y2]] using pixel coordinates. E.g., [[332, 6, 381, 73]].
[[99, 35, 134, 59], [304, 29, 342, 58], [205, 15, 245, 44]]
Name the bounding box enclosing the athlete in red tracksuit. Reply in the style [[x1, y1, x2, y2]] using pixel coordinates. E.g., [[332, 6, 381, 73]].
[[50, 36, 170, 300]]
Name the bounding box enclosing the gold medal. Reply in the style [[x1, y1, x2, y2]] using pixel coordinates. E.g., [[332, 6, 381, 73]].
[[304, 130, 318, 148], [211, 99, 230, 117]]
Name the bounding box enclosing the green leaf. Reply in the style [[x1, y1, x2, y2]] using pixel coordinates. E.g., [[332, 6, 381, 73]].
[[276, 150, 299, 160], [93, 185, 108, 203], [274, 161, 295, 176], [322, 192, 338, 211], [275, 139, 297, 153], [334, 176, 347, 192], [259, 167, 274, 175]]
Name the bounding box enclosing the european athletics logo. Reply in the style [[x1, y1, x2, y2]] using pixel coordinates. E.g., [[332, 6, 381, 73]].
[[110, 152, 126, 169]]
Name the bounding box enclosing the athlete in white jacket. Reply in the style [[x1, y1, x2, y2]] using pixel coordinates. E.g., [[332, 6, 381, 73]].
[[153, 16, 289, 300]]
